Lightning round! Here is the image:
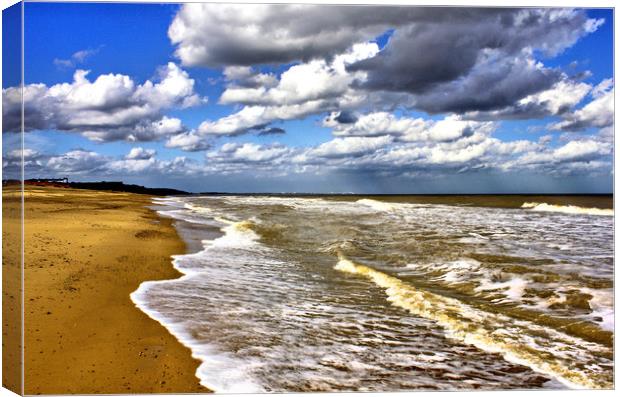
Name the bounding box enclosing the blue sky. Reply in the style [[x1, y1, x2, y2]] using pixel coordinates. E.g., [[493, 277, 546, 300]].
[[2, 3, 615, 193]]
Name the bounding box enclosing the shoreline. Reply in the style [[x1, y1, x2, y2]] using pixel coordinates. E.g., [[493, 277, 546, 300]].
[[130, 198, 245, 393], [18, 186, 209, 394]]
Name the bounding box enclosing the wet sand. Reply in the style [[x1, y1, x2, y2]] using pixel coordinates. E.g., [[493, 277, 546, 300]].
[[8, 185, 207, 394]]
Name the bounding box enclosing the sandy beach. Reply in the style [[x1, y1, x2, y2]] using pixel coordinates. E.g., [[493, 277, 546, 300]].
[[7, 185, 207, 394], [2, 185, 22, 394]]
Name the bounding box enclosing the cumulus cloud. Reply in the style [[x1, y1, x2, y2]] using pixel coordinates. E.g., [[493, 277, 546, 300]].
[[257, 127, 286, 136], [207, 142, 293, 163], [307, 136, 393, 159], [197, 100, 328, 136], [222, 66, 278, 89], [170, 5, 599, 71], [126, 147, 156, 160], [18, 128, 611, 183], [219, 42, 379, 107], [2, 148, 46, 177], [554, 139, 606, 161], [168, 3, 420, 67], [3, 5, 611, 188], [404, 56, 562, 114], [165, 131, 212, 152], [502, 137, 612, 176], [549, 79, 614, 131], [34, 148, 200, 178], [2, 63, 204, 142], [199, 43, 379, 137], [349, 8, 602, 114], [183, 7, 603, 138], [326, 112, 495, 143], [463, 78, 592, 120], [46, 150, 108, 174]]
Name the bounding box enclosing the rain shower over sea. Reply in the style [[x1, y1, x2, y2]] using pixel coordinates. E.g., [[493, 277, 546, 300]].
[[131, 195, 613, 392]]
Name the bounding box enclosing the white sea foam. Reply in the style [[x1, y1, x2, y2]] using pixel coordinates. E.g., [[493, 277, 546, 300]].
[[132, 204, 267, 392], [521, 202, 613, 216], [475, 277, 529, 301], [131, 283, 265, 393], [356, 199, 398, 212], [133, 196, 612, 391], [335, 254, 611, 389], [582, 288, 614, 332], [184, 202, 213, 214]]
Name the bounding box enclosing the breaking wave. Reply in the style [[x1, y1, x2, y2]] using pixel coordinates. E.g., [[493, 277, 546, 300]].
[[521, 202, 613, 216], [356, 198, 398, 212], [334, 253, 612, 389], [133, 195, 613, 392]]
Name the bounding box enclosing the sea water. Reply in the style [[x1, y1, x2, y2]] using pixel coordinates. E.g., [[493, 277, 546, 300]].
[[131, 195, 613, 392]]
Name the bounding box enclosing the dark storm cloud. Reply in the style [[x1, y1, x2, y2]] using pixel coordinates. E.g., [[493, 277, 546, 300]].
[[335, 110, 358, 124], [257, 127, 286, 136], [171, 5, 598, 70], [172, 5, 601, 119], [169, 5, 514, 67], [348, 8, 601, 113], [411, 58, 562, 114]]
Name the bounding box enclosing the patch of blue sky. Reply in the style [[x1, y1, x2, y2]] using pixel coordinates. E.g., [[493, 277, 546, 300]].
[[373, 29, 395, 50], [2, 2, 21, 88], [24, 2, 180, 84], [541, 9, 613, 83]]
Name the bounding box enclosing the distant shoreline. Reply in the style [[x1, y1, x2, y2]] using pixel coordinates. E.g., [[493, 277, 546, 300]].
[[2, 179, 613, 197]]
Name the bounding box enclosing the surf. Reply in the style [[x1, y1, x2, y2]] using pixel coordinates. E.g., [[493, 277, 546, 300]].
[[334, 253, 612, 389], [356, 198, 399, 212], [521, 202, 613, 216]]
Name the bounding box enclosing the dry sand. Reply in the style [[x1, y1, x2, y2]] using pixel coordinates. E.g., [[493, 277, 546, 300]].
[[2, 185, 22, 394], [4, 185, 208, 394]]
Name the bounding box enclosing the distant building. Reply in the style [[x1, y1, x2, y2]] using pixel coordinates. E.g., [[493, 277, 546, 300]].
[[26, 178, 69, 184]]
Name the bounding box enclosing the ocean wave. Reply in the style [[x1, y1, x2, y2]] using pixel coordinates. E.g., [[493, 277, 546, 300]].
[[137, 196, 612, 391], [334, 253, 612, 389], [131, 282, 265, 393], [131, 213, 268, 392], [184, 202, 213, 214], [356, 199, 398, 212], [521, 202, 613, 216]]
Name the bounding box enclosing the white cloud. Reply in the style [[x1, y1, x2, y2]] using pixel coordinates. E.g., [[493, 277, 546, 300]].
[[108, 157, 159, 174], [135, 63, 204, 109], [46, 150, 107, 174], [308, 136, 393, 158], [327, 112, 496, 143], [2, 63, 204, 142], [516, 79, 592, 115], [53, 48, 100, 69], [198, 100, 327, 136], [168, 3, 395, 67], [549, 79, 614, 131], [327, 111, 428, 138], [219, 42, 379, 107], [126, 147, 157, 160], [553, 139, 607, 161], [505, 138, 611, 172], [222, 66, 278, 88], [165, 131, 212, 152], [49, 69, 135, 110], [207, 143, 293, 163]]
